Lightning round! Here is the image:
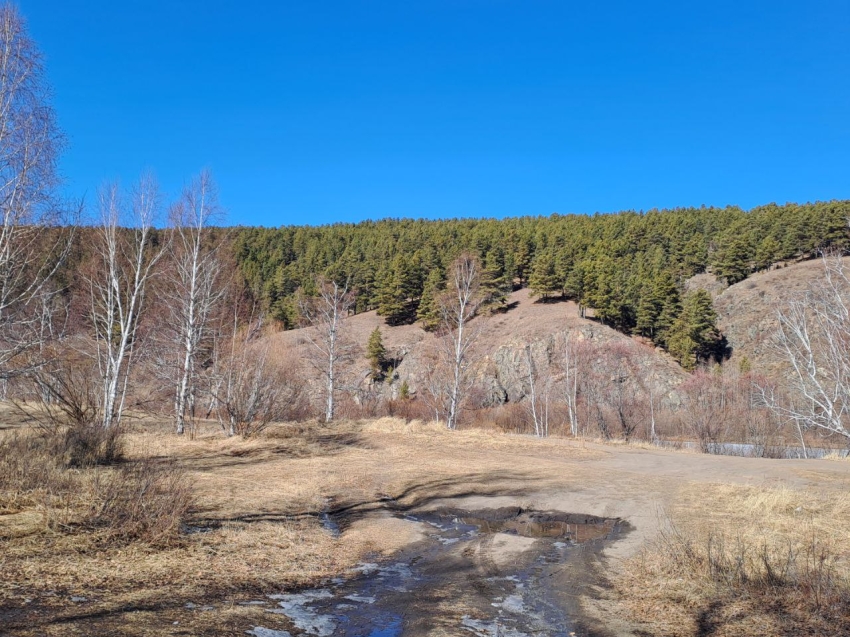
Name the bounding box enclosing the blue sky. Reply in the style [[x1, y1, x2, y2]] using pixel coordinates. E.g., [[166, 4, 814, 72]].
[[22, 1, 850, 226]]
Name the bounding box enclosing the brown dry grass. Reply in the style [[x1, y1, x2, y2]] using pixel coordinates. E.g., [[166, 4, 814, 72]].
[[616, 483, 850, 636], [0, 416, 597, 636], [822, 450, 850, 462], [3, 413, 849, 636]]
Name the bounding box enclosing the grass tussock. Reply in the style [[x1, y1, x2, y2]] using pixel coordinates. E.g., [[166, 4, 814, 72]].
[[822, 450, 850, 462], [82, 459, 194, 546], [54, 422, 124, 467], [0, 427, 192, 546], [618, 485, 850, 636], [359, 416, 443, 435]]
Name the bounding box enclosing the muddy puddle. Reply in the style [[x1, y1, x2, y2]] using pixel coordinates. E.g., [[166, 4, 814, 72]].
[[248, 507, 624, 637]]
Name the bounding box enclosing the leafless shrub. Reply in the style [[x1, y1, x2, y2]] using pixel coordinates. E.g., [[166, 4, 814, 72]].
[[651, 518, 850, 628], [383, 395, 421, 422], [575, 341, 648, 440], [0, 431, 76, 514], [18, 344, 100, 427], [0, 430, 191, 546], [678, 371, 731, 452], [84, 459, 194, 547], [11, 344, 124, 467], [213, 340, 305, 437]]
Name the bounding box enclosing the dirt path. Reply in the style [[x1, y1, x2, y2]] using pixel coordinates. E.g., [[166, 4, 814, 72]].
[[3, 419, 849, 636], [201, 421, 850, 636]]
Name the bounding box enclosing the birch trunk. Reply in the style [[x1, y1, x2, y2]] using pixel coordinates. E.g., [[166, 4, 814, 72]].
[[91, 177, 165, 429]]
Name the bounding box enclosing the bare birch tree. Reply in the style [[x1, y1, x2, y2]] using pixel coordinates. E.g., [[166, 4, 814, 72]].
[[760, 252, 850, 444], [523, 343, 553, 437], [299, 277, 355, 422], [561, 331, 581, 437], [435, 253, 485, 430], [90, 177, 165, 429], [164, 171, 225, 435], [0, 5, 71, 378]]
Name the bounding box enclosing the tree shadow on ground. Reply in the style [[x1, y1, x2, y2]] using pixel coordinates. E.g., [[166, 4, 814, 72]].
[[194, 469, 539, 532], [143, 429, 375, 473], [1, 470, 545, 636]]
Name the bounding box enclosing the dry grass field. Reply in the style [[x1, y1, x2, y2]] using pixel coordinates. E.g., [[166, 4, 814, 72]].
[[1, 415, 849, 636]]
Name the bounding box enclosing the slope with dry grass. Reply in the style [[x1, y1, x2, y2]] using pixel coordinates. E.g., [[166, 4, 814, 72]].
[[711, 257, 850, 375], [273, 287, 688, 409]]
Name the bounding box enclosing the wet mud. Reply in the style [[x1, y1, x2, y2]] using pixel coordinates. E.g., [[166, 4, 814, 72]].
[[249, 506, 626, 637]]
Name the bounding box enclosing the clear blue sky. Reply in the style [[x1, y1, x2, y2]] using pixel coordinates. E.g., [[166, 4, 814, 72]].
[[21, 0, 850, 226]]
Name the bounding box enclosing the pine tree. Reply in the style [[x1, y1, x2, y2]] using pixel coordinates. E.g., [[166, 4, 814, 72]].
[[528, 251, 560, 299], [712, 224, 753, 284], [643, 272, 680, 344], [681, 234, 708, 274], [416, 267, 444, 331], [754, 236, 780, 272], [374, 266, 404, 322], [367, 326, 387, 380], [481, 249, 511, 312], [376, 255, 419, 325], [635, 293, 658, 339], [667, 289, 721, 370], [513, 237, 533, 286]]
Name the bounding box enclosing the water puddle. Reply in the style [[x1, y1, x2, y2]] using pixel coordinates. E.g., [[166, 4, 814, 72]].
[[249, 507, 622, 637], [446, 507, 616, 542], [320, 498, 342, 538]]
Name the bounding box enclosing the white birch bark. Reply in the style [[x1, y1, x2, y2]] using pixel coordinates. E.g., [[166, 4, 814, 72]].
[[166, 171, 225, 435], [90, 177, 165, 429], [562, 332, 580, 437], [299, 278, 354, 422], [0, 6, 70, 378], [438, 254, 484, 430]]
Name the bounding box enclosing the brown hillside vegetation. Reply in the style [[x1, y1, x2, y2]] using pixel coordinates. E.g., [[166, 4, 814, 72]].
[[711, 257, 849, 375], [274, 287, 687, 407]]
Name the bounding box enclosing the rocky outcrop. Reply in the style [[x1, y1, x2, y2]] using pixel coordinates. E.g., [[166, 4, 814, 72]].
[[394, 321, 687, 408], [274, 287, 690, 410]]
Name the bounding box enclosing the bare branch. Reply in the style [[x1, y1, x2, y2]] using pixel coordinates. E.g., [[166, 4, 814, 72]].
[[89, 176, 167, 429], [298, 277, 355, 421]]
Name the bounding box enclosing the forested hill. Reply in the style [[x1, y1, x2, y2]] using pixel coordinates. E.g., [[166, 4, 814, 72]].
[[234, 200, 849, 367]]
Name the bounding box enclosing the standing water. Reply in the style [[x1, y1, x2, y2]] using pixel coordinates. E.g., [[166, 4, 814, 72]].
[[248, 507, 623, 637]]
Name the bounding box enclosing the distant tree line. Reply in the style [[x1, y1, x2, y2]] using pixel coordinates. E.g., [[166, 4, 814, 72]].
[[233, 201, 850, 369]]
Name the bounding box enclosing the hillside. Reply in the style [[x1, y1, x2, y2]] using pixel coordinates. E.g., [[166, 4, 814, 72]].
[[701, 257, 845, 375], [268, 253, 847, 426], [236, 200, 849, 370], [273, 287, 688, 410]]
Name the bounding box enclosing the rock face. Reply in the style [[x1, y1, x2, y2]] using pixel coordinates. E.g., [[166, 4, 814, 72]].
[[684, 272, 729, 299], [272, 287, 690, 410], [394, 319, 687, 409], [270, 260, 836, 415]]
